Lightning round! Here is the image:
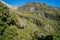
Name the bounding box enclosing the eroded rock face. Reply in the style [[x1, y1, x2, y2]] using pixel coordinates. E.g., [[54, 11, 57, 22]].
[[17, 2, 46, 11], [32, 18, 43, 27], [32, 12, 41, 17], [43, 12, 60, 20], [43, 12, 54, 20], [56, 15, 60, 20], [19, 15, 43, 27]]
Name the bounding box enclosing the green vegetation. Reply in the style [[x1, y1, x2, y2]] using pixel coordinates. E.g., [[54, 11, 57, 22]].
[[0, 1, 60, 40]]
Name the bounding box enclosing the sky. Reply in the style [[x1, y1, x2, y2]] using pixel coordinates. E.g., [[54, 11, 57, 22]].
[[2, 0, 60, 8]]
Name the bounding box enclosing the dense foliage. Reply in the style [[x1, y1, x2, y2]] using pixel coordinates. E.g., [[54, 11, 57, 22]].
[[0, 2, 60, 40]]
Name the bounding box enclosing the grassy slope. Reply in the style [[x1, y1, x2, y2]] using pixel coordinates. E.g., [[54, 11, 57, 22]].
[[0, 2, 60, 40]]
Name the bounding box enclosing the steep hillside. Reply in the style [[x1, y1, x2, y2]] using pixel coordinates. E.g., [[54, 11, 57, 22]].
[[0, 1, 60, 40]]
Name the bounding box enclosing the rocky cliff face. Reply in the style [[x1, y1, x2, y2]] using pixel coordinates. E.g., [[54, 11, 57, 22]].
[[0, 1, 60, 40], [17, 2, 46, 11]]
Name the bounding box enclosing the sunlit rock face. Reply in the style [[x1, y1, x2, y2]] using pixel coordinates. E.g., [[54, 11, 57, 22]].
[[17, 2, 47, 11], [30, 6, 35, 11]]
